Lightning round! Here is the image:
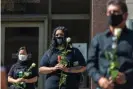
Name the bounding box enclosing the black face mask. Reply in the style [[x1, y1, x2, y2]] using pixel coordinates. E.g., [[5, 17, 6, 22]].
[[55, 37, 65, 45], [108, 14, 123, 27]]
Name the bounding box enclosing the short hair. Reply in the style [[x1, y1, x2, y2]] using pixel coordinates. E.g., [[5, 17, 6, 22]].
[[106, 0, 128, 13], [18, 46, 28, 54]]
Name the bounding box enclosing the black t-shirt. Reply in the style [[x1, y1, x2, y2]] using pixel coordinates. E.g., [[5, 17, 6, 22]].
[[40, 47, 86, 89], [8, 61, 38, 89]]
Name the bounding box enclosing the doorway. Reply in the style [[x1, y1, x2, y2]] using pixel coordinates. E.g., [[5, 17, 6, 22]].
[[1, 22, 48, 89]]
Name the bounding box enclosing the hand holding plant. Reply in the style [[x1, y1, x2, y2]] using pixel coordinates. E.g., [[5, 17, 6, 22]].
[[57, 37, 72, 88], [14, 63, 36, 89], [105, 28, 123, 81]]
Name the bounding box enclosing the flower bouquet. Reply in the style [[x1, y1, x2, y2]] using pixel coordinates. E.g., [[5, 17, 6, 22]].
[[57, 37, 72, 88], [14, 63, 36, 89], [105, 28, 122, 81]]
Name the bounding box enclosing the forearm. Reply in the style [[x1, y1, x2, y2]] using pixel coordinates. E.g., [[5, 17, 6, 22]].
[[24, 76, 37, 83], [8, 76, 17, 83], [39, 66, 54, 74], [68, 66, 86, 73], [125, 69, 133, 83], [87, 63, 102, 83]]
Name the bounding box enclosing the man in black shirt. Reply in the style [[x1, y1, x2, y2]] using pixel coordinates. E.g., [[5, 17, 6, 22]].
[[87, 0, 133, 89]]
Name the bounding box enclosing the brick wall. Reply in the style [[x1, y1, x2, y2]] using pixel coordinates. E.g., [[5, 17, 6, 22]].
[[91, 0, 108, 38], [90, 1, 108, 89]]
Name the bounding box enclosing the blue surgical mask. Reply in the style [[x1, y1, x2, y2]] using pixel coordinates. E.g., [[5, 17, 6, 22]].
[[55, 37, 65, 45]]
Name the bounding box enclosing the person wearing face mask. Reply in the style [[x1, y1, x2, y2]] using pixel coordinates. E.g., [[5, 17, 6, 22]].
[[87, 0, 133, 89], [39, 26, 86, 89], [8, 47, 38, 89]]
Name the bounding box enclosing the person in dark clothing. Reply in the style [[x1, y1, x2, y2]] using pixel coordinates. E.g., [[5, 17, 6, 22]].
[[39, 26, 86, 89], [8, 47, 38, 89], [87, 0, 133, 89]]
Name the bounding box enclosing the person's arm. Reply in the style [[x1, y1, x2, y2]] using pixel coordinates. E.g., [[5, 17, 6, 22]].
[[86, 35, 103, 83], [39, 51, 59, 74], [124, 67, 133, 84], [8, 65, 24, 83], [63, 48, 86, 73], [39, 66, 58, 74], [24, 76, 38, 83], [39, 51, 52, 74], [8, 76, 24, 83], [64, 66, 86, 73]]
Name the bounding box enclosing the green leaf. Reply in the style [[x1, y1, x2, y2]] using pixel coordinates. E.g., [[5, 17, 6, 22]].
[[69, 45, 72, 48], [108, 52, 114, 60], [67, 50, 72, 52], [111, 69, 119, 81], [105, 52, 110, 60], [110, 62, 115, 69]]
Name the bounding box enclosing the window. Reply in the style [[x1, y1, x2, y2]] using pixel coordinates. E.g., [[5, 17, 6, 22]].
[[127, 19, 133, 30]]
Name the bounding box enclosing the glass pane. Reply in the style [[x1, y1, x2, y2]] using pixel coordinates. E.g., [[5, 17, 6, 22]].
[[5, 27, 39, 75], [52, 0, 90, 14], [1, 0, 48, 14], [2, 0, 90, 14], [52, 19, 90, 43]]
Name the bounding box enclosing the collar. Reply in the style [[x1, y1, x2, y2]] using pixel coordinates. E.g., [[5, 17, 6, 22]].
[[105, 26, 128, 37]]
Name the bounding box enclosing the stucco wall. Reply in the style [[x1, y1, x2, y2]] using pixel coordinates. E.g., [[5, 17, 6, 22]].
[[126, 0, 133, 19]]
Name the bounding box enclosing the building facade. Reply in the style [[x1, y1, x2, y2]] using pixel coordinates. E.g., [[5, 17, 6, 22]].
[[1, 0, 133, 89]]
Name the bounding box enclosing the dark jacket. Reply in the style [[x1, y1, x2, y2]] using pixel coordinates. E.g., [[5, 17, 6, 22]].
[[87, 27, 133, 89]]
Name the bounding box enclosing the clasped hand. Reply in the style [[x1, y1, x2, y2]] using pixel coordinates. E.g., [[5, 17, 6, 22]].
[[98, 77, 114, 89], [115, 72, 126, 84], [98, 72, 126, 89], [15, 78, 25, 83], [52, 63, 69, 72], [15, 78, 29, 83]]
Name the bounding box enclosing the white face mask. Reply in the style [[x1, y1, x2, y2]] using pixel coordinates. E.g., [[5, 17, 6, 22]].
[[18, 55, 28, 61]]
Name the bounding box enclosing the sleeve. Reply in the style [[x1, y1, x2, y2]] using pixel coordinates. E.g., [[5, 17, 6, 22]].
[[124, 49, 133, 84], [30, 66, 39, 77], [125, 68, 133, 84], [124, 37, 133, 84], [86, 35, 102, 83], [8, 65, 15, 77], [39, 51, 50, 67], [74, 48, 86, 66]]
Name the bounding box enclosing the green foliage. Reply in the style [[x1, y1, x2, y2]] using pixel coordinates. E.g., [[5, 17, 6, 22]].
[[13, 63, 36, 89], [105, 49, 120, 81], [58, 42, 72, 88], [104, 31, 122, 81]]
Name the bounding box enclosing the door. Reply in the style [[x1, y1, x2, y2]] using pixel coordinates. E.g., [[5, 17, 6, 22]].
[[1, 22, 48, 89]]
